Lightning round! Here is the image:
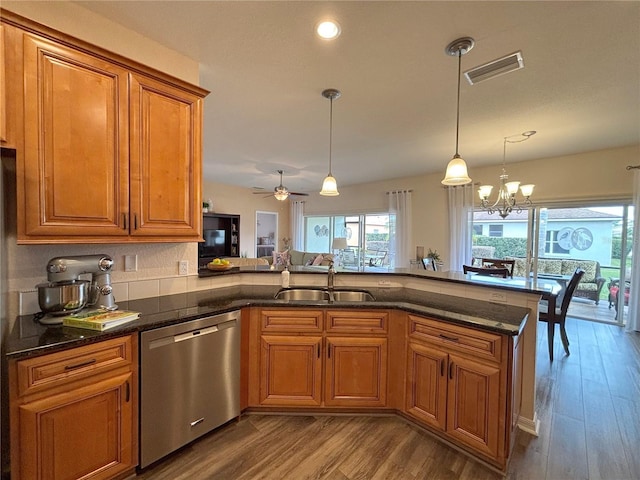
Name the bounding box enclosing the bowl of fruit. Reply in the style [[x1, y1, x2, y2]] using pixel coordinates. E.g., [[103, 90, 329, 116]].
[[207, 258, 233, 271]]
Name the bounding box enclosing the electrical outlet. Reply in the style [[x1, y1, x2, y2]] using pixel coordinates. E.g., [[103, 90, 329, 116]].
[[124, 255, 137, 272], [179, 260, 189, 276], [489, 291, 507, 303]]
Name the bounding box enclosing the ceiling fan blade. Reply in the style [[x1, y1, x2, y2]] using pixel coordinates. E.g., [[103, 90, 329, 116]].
[[289, 192, 309, 196]]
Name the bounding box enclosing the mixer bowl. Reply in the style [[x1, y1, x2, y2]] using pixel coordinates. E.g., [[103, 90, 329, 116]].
[[37, 280, 90, 315]]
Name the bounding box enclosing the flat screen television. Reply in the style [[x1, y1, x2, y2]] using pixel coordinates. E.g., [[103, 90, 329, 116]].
[[201, 229, 226, 258]]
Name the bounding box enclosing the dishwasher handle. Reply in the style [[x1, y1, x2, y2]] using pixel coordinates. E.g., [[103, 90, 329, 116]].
[[148, 319, 238, 349]]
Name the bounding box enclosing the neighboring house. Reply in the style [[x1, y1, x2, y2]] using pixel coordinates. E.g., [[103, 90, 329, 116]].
[[473, 208, 620, 266]]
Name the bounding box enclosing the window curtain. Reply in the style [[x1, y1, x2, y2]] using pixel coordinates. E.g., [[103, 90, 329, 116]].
[[447, 184, 474, 272], [626, 169, 640, 332], [388, 190, 412, 268], [290, 200, 305, 251]]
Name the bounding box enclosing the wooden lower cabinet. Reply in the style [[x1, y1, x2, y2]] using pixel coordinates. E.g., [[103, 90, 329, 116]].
[[446, 353, 502, 458], [405, 341, 448, 430], [325, 336, 387, 407], [255, 308, 389, 408], [406, 314, 515, 469], [9, 335, 138, 480], [250, 308, 521, 471], [260, 335, 322, 406]]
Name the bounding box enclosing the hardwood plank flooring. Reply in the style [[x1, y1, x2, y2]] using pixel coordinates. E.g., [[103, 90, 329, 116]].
[[137, 318, 640, 480]]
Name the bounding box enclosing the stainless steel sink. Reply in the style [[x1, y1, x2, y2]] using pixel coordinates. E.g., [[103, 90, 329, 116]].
[[274, 288, 330, 301], [274, 288, 375, 302], [331, 290, 376, 302]]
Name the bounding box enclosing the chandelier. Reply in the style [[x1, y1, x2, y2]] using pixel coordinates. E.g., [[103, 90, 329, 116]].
[[478, 131, 536, 218]]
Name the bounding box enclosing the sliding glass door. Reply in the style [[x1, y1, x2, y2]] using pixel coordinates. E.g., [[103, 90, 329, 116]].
[[473, 203, 633, 325]]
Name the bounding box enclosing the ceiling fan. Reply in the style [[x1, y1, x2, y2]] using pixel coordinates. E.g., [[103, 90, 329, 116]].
[[253, 170, 309, 201]]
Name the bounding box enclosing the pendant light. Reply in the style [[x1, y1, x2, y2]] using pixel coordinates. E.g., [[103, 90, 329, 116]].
[[320, 88, 341, 196], [441, 37, 474, 186]]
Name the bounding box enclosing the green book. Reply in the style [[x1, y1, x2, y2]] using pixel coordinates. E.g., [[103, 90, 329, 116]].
[[62, 309, 140, 331]]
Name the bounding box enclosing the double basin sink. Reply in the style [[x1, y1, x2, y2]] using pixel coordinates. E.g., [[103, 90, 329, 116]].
[[274, 288, 375, 303]]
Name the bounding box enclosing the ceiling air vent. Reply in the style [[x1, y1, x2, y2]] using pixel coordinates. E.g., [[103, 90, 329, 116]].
[[464, 51, 524, 85]]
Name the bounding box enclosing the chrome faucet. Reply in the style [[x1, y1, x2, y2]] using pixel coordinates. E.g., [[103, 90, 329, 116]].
[[327, 260, 336, 291]]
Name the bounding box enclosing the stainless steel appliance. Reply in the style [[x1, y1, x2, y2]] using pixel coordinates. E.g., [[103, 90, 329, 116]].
[[36, 254, 117, 323], [140, 310, 241, 468]]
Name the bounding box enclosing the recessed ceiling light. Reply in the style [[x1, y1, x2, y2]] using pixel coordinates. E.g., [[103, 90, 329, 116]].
[[316, 20, 341, 40]]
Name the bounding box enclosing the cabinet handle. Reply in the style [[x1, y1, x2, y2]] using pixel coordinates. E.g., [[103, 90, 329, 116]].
[[134, 214, 138, 230], [440, 360, 444, 377], [439, 334, 459, 343], [122, 213, 128, 230], [317, 344, 320, 358], [328, 344, 331, 359], [64, 358, 96, 371], [125, 380, 130, 402], [449, 362, 454, 380]]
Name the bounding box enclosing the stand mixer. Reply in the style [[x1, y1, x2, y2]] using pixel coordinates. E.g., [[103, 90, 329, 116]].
[[37, 254, 118, 324]]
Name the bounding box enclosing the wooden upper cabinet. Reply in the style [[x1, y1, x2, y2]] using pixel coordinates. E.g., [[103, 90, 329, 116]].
[[5, 12, 209, 244], [21, 33, 130, 239], [129, 73, 202, 238]]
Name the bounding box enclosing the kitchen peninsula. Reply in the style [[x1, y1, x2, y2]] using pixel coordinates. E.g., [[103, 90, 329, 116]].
[[5, 268, 547, 478]]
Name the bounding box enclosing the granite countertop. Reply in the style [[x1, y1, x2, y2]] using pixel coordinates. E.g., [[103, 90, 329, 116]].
[[5, 284, 531, 360]]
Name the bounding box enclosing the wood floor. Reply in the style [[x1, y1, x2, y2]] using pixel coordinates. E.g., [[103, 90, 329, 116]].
[[137, 318, 640, 480]]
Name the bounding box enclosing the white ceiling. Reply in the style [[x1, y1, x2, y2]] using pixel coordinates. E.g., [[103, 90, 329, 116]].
[[76, 1, 640, 194]]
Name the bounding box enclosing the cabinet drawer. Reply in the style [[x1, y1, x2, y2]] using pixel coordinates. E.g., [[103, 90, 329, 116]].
[[326, 310, 389, 334], [408, 315, 502, 363], [261, 309, 323, 333], [17, 335, 133, 397]]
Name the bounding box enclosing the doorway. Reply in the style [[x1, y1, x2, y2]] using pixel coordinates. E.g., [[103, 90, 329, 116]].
[[256, 211, 278, 258]]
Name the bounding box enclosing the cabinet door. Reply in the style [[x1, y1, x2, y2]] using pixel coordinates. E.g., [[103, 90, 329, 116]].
[[325, 337, 387, 407], [447, 353, 501, 458], [129, 73, 202, 239], [405, 341, 447, 431], [260, 335, 322, 406], [17, 372, 134, 480], [21, 33, 130, 239], [0, 24, 6, 144]]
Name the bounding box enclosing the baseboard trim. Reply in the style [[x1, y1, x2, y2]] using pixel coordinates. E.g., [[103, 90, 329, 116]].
[[517, 411, 540, 436]]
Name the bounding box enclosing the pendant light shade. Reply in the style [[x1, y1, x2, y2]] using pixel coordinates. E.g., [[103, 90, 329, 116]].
[[320, 174, 339, 196], [320, 88, 341, 196], [443, 154, 472, 186], [441, 37, 474, 186]]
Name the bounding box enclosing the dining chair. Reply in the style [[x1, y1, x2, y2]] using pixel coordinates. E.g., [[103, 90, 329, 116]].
[[463, 265, 509, 278], [481, 258, 515, 278], [538, 267, 585, 361]]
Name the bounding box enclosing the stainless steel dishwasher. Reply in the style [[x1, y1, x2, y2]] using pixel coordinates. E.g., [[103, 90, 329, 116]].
[[140, 310, 240, 468]]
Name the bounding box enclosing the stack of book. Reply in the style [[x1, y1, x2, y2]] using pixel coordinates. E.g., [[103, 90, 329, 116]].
[[62, 309, 140, 331]]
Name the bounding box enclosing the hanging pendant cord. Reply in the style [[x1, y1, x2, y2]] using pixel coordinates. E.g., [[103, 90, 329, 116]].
[[328, 96, 334, 175], [454, 49, 462, 157]]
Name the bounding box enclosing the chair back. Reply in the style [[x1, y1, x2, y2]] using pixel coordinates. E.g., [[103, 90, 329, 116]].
[[559, 268, 586, 316], [463, 265, 509, 278], [481, 258, 515, 278]]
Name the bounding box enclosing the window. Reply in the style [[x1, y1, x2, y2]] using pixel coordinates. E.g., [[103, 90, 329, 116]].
[[473, 225, 483, 236], [304, 213, 390, 270], [489, 225, 503, 237], [545, 230, 570, 255]]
